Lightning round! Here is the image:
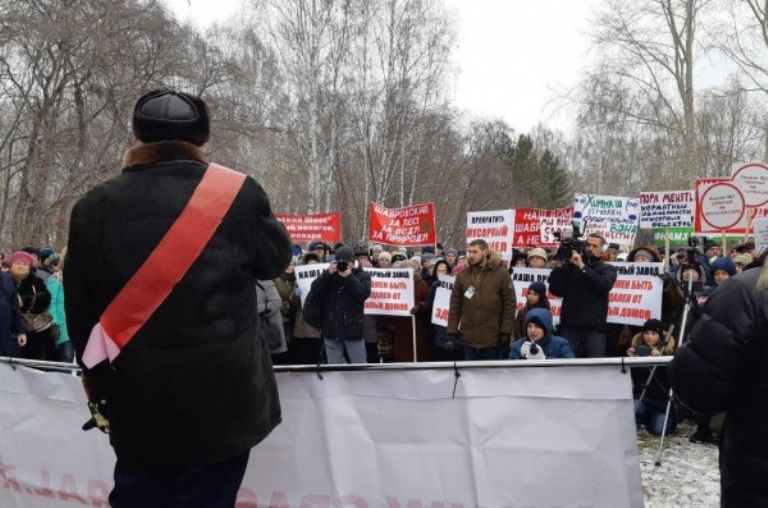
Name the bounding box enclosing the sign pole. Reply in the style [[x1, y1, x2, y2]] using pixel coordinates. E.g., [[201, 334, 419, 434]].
[[745, 208, 754, 243], [664, 228, 670, 272], [721, 230, 727, 255], [411, 315, 418, 363]]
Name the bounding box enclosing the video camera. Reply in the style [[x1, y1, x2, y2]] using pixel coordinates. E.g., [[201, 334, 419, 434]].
[[553, 221, 586, 262]]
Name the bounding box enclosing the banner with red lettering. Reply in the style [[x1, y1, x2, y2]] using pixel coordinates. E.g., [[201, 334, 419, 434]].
[[431, 275, 454, 327], [511, 264, 663, 327], [513, 207, 573, 247], [0, 363, 643, 508], [466, 210, 514, 261], [275, 213, 341, 243], [369, 202, 436, 246], [695, 172, 768, 234], [364, 268, 415, 316]]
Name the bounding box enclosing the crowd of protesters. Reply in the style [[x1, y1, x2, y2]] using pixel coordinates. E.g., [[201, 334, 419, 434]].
[[0, 247, 71, 363]]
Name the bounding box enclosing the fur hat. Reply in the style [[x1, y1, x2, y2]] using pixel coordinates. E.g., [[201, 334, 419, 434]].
[[10, 251, 35, 266], [641, 319, 664, 336], [132, 89, 210, 146], [733, 253, 753, 267]]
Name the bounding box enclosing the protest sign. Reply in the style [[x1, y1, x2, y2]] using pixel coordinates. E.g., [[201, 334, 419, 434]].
[[364, 267, 415, 316], [466, 210, 514, 261], [640, 191, 695, 229], [275, 213, 341, 243], [731, 162, 768, 207], [513, 207, 573, 247], [755, 217, 768, 255], [369, 202, 436, 246], [572, 194, 640, 246], [294, 263, 330, 307], [431, 275, 455, 327], [696, 168, 768, 235], [511, 264, 663, 327]]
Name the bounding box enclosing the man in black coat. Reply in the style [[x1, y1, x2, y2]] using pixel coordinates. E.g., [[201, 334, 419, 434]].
[[548, 233, 617, 358], [65, 89, 292, 508], [669, 265, 768, 507], [310, 246, 371, 363]]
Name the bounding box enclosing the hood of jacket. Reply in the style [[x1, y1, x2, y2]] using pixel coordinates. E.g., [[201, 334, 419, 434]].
[[524, 308, 553, 340]]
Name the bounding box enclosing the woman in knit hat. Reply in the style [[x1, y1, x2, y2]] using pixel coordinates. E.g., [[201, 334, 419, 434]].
[[514, 281, 550, 340], [9, 251, 54, 361]]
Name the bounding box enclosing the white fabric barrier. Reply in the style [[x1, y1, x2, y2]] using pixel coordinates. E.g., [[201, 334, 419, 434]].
[[0, 363, 644, 507]]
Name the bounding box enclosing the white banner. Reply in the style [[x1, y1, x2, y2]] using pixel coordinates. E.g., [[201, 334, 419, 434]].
[[364, 268, 415, 316], [639, 190, 695, 229], [0, 364, 643, 508], [430, 275, 454, 327], [466, 210, 514, 261], [511, 264, 663, 327], [295, 263, 331, 307], [572, 194, 640, 246]]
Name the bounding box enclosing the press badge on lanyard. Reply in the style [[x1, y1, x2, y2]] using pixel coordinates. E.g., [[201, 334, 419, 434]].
[[464, 286, 476, 299]]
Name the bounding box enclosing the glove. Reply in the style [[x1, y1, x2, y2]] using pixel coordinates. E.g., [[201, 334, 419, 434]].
[[294, 286, 302, 297], [82, 400, 110, 434], [498, 334, 511, 349], [446, 333, 459, 352], [409, 305, 419, 315], [522, 341, 545, 360]]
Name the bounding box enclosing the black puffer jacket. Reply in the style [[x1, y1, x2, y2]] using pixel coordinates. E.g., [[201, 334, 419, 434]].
[[669, 267, 768, 507], [311, 262, 371, 340], [548, 258, 617, 333], [65, 141, 292, 467]]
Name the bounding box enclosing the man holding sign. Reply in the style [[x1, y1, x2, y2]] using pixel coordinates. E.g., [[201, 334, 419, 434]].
[[447, 239, 516, 360]]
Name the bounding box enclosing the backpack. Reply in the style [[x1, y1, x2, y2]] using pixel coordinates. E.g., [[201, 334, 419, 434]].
[[302, 286, 325, 330]]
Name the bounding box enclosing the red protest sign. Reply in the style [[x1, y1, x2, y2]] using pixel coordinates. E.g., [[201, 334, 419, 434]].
[[275, 213, 341, 243], [369, 202, 436, 246], [513, 208, 573, 247]]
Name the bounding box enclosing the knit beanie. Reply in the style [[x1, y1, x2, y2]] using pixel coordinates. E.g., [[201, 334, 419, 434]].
[[711, 256, 736, 277], [10, 251, 35, 266], [527, 282, 548, 298], [641, 319, 664, 336]]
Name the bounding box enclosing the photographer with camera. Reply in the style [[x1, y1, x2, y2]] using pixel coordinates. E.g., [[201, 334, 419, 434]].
[[309, 246, 372, 364], [549, 232, 617, 358]]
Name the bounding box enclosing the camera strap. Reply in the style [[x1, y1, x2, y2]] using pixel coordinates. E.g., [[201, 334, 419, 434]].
[[81, 163, 246, 368]]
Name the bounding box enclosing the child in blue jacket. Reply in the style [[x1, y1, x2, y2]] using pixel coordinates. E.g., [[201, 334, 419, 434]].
[[509, 308, 574, 360]]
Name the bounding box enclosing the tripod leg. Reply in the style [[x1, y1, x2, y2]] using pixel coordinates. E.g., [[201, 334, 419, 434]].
[[635, 365, 657, 413], [654, 387, 675, 466]]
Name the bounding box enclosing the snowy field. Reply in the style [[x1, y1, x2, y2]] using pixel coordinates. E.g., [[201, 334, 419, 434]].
[[638, 420, 720, 507]]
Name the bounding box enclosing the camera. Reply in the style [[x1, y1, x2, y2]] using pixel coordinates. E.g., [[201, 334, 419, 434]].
[[336, 260, 349, 272], [687, 235, 708, 249], [634, 345, 652, 357], [553, 221, 586, 262], [529, 342, 540, 355]]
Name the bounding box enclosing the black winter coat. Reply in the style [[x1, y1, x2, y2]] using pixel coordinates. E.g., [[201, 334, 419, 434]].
[[65, 141, 292, 467], [669, 267, 768, 507], [548, 259, 617, 333], [311, 263, 371, 340], [0, 273, 25, 357]]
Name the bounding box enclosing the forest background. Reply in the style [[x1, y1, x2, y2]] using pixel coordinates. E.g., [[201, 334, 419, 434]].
[[1, 0, 767, 249]]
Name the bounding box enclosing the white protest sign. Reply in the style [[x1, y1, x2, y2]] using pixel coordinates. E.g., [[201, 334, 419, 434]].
[[696, 178, 746, 232], [0, 363, 644, 508], [511, 264, 663, 327], [640, 190, 695, 229], [754, 217, 768, 256], [294, 263, 330, 307], [431, 275, 454, 327], [731, 162, 768, 207], [572, 194, 640, 246], [538, 216, 573, 245], [363, 267, 415, 316], [466, 210, 514, 261]]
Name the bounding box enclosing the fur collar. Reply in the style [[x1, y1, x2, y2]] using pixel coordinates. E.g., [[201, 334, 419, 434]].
[[469, 250, 503, 271], [122, 141, 208, 171]]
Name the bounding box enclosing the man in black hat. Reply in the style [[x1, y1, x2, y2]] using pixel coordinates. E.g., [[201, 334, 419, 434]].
[[309, 246, 371, 364], [65, 89, 291, 507]]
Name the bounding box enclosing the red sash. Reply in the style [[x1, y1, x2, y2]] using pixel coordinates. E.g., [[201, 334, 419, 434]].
[[82, 163, 246, 368]]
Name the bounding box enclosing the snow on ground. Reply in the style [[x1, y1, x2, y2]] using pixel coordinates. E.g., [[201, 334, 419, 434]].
[[637, 420, 721, 507]]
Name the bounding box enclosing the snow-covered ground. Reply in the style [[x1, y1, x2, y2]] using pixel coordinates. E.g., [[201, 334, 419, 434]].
[[638, 420, 720, 507]]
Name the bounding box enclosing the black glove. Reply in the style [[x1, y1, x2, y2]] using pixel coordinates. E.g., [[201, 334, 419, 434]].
[[498, 334, 511, 350], [446, 333, 459, 351], [82, 400, 110, 434]]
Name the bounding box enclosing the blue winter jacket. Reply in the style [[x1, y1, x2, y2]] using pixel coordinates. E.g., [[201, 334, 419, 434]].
[[509, 308, 574, 360]]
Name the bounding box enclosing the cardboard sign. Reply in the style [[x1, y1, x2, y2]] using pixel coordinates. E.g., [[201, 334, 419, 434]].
[[369, 202, 436, 246], [572, 194, 640, 246], [363, 267, 415, 316], [466, 210, 514, 261], [640, 191, 695, 229], [275, 213, 341, 243], [431, 275, 455, 327]]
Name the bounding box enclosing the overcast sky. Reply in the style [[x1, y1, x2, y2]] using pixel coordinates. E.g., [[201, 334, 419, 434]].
[[164, 0, 598, 134]]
